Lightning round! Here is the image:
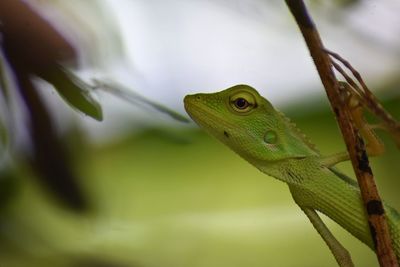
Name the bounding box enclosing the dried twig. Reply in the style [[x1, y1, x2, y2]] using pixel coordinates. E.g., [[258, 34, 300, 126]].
[[326, 49, 400, 131], [284, 1, 398, 266]]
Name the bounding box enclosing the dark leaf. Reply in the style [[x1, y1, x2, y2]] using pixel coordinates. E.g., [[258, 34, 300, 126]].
[[40, 65, 103, 121], [0, 56, 9, 150], [0, 168, 19, 210], [0, 53, 10, 103], [13, 65, 89, 212], [0, 0, 77, 72], [0, 118, 7, 151]]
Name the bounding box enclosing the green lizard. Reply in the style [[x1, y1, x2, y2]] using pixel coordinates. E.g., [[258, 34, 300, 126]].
[[184, 84, 400, 267]]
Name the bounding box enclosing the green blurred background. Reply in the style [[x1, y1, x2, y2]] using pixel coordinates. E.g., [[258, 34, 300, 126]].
[[1, 96, 399, 267], [1, 1, 400, 267]]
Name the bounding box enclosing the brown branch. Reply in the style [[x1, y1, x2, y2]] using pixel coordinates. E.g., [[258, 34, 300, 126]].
[[285, 1, 398, 266]]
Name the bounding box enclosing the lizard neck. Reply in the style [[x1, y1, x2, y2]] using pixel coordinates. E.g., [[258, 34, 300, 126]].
[[255, 156, 319, 185]]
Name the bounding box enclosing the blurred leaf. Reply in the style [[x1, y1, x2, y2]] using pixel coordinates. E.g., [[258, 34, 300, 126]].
[[0, 118, 7, 150], [0, 53, 11, 109], [40, 65, 103, 121], [310, 0, 360, 8], [14, 66, 89, 212], [93, 79, 190, 123], [0, 169, 18, 210], [335, 0, 361, 7], [0, 56, 9, 150]]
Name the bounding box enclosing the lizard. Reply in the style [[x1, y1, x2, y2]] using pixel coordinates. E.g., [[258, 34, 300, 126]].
[[183, 84, 400, 267]]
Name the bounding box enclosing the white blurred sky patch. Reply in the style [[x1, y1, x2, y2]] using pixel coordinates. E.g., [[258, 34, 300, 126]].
[[28, 0, 400, 140], [106, 0, 319, 106], [103, 0, 399, 104]]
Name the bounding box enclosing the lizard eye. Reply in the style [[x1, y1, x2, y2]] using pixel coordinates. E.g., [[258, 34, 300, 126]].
[[234, 98, 249, 109], [229, 91, 257, 113]]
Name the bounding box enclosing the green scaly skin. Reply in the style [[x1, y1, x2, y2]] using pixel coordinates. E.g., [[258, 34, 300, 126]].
[[184, 84, 400, 264]]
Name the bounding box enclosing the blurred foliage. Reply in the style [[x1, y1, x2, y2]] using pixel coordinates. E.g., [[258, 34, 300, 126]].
[[0, 169, 18, 210], [0, 118, 7, 152], [0, 55, 9, 150], [42, 65, 103, 121], [311, 0, 361, 7], [93, 80, 190, 123], [0, 0, 188, 213], [0, 0, 104, 212], [45, 0, 125, 68]]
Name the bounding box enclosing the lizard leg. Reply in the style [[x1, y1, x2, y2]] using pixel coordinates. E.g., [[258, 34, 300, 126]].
[[350, 103, 385, 157], [321, 84, 386, 168], [320, 152, 349, 167], [339, 82, 385, 157], [301, 207, 354, 267], [320, 122, 384, 167]]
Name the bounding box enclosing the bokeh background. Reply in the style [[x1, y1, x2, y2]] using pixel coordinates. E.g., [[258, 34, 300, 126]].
[[1, 1, 400, 266]]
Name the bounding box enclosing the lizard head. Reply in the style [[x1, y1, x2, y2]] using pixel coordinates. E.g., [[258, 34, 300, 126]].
[[184, 84, 315, 164]]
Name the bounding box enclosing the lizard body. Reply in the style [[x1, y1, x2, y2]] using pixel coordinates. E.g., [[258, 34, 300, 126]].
[[184, 84, 400, 266]]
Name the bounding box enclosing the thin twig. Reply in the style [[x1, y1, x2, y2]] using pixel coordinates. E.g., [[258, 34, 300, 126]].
[[330, 60, 364, 98], [285, 1, 398, 266], [326, 49, 400, 131], [92, 79, 190, 123]]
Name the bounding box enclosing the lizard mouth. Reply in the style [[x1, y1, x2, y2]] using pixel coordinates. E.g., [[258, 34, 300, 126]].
[[184, 94, 234, 132]]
